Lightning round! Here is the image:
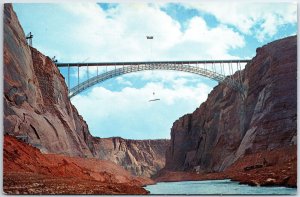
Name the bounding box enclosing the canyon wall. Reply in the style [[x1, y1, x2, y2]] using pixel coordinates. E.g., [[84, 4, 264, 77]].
[[3, 4, 168, 178], [92, 137, 169, 177], [4, 4, 96, 157], [164, 35, 297, 173]]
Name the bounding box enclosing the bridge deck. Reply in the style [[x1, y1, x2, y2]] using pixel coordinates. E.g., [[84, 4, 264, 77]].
[[56, 60, 251, 67]]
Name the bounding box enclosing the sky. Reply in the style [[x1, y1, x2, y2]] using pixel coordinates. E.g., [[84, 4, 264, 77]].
[[12, 2, 297, 139]]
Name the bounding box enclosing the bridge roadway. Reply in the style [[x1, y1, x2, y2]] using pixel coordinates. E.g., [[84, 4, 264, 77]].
[[56, 60, 250, 67], [55, 59, 251, 98]]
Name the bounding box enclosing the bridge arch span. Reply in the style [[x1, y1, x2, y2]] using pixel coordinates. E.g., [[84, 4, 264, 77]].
[[66, 63, 246, 98]]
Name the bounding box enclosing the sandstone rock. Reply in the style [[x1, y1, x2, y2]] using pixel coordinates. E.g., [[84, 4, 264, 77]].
[[4, 4, 96, 157], [92, 137, 169, 177], [248, 180, 260, 186], [266, 178, 276, 183], [164, 35, 297, 173]]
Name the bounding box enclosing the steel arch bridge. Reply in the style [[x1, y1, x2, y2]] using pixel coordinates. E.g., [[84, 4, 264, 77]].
[[56, 60, 250, 98]]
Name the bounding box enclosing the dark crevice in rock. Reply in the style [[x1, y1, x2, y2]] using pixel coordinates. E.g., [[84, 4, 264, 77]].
[[43, 117, 59, 139], [30, 124, 40, 140]]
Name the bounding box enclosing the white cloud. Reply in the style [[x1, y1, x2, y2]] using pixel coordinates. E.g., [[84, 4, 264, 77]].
[[71, 77, 212, 139], [57, 3, 182, 62], [180, 17, 245, 58], [184, 2, 297, 42], [116, 76, 133, 86], [53, 3, 245, 63], [130, 70, 196, 83]]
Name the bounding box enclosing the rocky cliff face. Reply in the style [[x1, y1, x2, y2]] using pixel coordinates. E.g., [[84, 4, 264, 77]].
[[92, 137, 169, 177], [4, 4, 95, 157], [3, 4, 169, 178], [164, 36, 297, 173]]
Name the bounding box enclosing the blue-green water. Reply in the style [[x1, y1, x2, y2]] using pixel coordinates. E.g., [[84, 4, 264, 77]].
[[144, 179, 297, 195]]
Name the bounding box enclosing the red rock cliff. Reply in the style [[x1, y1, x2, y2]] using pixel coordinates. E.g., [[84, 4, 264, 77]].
[[4, 4, 96, 157], [164, 36, 297, 172], [92, 137, 169, 177]]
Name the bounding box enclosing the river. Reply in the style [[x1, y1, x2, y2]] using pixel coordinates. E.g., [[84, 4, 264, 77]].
[[144, 179, 297, 195]]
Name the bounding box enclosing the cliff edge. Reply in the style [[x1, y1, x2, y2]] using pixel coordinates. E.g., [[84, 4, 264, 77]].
[[4, 4, 95, 157], [164, 35, 297, 173]]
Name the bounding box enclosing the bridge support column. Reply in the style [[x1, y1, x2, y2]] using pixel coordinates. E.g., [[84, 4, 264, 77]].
[[68, 64, 70, 93], [78, 66, 79, 89], [87, 65, 89, 87], [237, 62, 243, 86]]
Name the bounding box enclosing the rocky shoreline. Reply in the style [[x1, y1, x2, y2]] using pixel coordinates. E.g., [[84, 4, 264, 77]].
[[4, 135, 153, 194], [154, 145, 296, 188]]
